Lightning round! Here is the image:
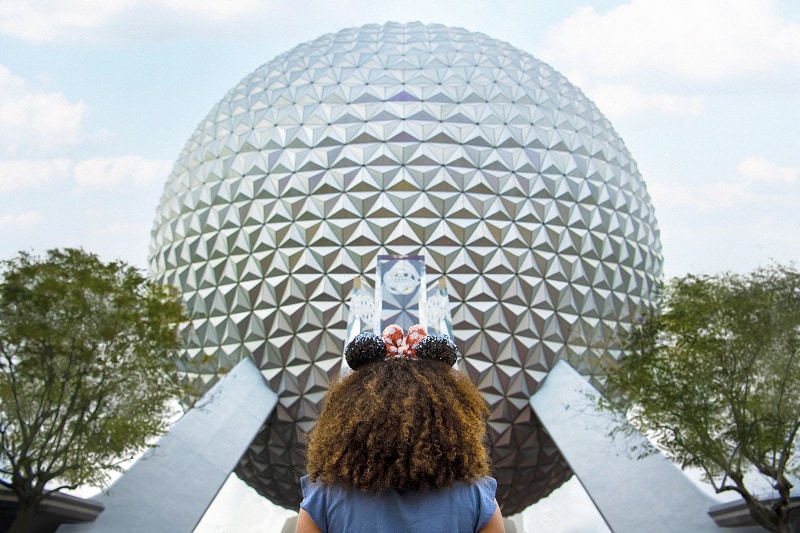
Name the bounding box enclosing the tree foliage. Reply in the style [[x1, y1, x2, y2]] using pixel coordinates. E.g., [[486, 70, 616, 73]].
[[0, 248, 185, 532], [604, 264, 800, 532]]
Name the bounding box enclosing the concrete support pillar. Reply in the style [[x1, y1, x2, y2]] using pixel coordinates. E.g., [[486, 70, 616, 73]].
[[61, 357, 277, 533], [530, 360, 763, 533]]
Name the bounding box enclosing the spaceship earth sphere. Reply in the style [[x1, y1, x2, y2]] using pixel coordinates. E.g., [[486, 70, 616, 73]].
[[149, 22, 663, 514]]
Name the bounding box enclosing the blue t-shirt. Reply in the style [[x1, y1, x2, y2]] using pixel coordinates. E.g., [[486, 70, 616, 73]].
[[300, 475, 497, 533]]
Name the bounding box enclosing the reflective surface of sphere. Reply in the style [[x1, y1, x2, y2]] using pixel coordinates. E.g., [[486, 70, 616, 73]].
[[149, 22, 663, 513]]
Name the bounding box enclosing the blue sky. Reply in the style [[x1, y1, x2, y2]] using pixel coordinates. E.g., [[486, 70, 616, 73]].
[[2, 0, 799, 530], [1, 0, 799, 280]]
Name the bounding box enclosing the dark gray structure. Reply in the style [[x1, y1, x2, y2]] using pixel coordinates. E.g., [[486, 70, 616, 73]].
[[149, 22, 663, 514]]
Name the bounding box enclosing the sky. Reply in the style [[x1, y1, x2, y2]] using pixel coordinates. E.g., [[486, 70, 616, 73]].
[[1, 0, 799, 530]]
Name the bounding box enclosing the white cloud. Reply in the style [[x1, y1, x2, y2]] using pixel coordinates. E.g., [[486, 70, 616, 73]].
[[736, 157, 799, 184], [93, 221, 150, 237], [0, 65, 87, 155], [0, 0, 272, 43], [194, 475, 295, 533], [648, 180, 750, 214], [0, 155, 171, 193], [588, 84, 704, 120], [521, 477, 609, 532], [0, 0, 135, 43], [0, 158, 73, 192], [0, 211, 44, 229], [74, 156, 172, 188], [648, 156, 799, 214], [160, 0, 266, 22], [540, 0, 800, 81]]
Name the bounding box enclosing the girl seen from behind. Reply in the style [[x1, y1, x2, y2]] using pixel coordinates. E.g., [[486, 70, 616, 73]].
[[296, 325, 504, 533]]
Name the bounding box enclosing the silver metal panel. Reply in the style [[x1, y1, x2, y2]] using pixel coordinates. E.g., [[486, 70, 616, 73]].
[[149, 22, 663, 513]]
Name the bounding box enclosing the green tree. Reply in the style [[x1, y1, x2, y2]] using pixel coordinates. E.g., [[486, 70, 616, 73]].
[[0, 249, 185, 533], [604, 265, 800, 532]]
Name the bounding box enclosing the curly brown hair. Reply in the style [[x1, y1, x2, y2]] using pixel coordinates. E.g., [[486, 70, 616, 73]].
[[305, 357, 491, 492]]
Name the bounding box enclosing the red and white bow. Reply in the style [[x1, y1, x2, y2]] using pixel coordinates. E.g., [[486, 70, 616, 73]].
[[382, 324, 427, 358]]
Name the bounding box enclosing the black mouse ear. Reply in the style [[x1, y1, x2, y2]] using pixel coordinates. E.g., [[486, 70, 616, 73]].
[[345, 332, 386, 369], [415, 333, 459, 366]]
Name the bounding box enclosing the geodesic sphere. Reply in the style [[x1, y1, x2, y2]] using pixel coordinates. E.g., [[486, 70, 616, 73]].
[[149, 21, 663, 514]]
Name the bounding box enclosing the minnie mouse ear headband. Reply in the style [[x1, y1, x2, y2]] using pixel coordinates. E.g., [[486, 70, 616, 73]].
[[344, 324, 460, 369]]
